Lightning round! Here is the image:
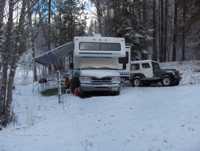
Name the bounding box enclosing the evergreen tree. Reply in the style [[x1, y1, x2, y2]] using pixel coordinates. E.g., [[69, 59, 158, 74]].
[[91, 0, 152, 60], [53, 0, 86, 45]]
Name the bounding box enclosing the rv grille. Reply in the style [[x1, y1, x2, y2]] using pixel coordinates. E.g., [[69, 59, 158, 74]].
[[92, 77, 112, 81], [91, 77, 112, 84]]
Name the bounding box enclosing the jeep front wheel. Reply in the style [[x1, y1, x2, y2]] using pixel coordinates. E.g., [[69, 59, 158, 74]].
[[172, 80, 180, 86], [162, 77, 171, 86], [132, 78, 141, 87]]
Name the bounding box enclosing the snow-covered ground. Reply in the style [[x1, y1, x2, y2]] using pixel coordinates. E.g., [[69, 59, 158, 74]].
[[0, 62, 200, 151]]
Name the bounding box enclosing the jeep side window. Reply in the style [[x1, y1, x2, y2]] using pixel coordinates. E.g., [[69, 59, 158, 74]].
[[131, 64, 140, 70], [142, 63, 150, 69]]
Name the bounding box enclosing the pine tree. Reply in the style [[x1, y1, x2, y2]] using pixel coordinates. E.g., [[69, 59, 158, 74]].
[[53, 0, 86, 44]]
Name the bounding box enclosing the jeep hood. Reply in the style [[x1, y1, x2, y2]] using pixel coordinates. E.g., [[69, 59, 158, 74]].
[[161, 69, 179, 74]]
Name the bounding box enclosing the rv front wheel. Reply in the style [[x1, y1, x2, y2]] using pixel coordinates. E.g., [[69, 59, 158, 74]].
[[79, 89, 85, 98], [113, 90, 120, 96]]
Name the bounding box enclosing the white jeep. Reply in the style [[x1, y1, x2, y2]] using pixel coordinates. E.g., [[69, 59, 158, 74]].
[[130, 60, 181, 87]]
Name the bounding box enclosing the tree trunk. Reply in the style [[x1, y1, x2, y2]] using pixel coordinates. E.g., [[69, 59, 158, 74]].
[[5, 62, 17, 117], [182, 0, 186, 61], [0, 0, 6, 45], [1, 0, 27, 125], [143, 0, 147, 28], [0, 0, 6, 33], [32, 42, 37, 82], [172, 0, 178, 61], [28, 0, 37, 82], [48, 0, 51, 49], [6, 0, 27, 111], [1, 0, 15, 114], [152, 0, 158, 61], [159, 0, 164, 62], [96, 0, 103, 34], [163, 0, 168, 62]]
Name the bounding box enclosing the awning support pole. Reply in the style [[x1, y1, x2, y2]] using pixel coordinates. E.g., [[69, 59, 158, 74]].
[[57, 70, 62, 104]]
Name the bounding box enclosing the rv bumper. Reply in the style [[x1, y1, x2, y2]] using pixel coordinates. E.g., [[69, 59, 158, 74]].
[[80, 83, 120, 92]]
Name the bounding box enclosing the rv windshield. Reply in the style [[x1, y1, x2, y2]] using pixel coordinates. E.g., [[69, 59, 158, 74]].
[[81, 67, 119, 70], [79, 42, 121, 51]]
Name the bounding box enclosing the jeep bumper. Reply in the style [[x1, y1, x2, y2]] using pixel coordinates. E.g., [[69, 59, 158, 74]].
[[173, 74, 182, 81]]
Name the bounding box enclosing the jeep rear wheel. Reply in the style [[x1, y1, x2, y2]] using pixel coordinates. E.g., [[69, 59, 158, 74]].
[[162, 77, 171, 86], [132, 78, 141, 87]]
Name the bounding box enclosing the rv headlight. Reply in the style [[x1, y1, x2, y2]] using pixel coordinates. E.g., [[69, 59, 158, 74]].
[[79, 76, 91, 81]]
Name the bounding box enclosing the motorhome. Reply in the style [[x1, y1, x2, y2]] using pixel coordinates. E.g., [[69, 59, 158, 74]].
[[73, 36, 128, 96]]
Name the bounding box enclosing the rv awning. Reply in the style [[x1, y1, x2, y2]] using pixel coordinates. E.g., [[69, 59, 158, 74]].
[[35, 42, 74, 66]]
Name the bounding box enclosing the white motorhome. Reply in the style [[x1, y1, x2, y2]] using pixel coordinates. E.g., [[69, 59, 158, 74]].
[[73, 36, 127, 95]]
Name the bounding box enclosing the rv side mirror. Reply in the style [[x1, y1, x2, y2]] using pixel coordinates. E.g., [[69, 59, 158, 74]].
[[119, 57, 128, 64], [118, 52, 129, 64]]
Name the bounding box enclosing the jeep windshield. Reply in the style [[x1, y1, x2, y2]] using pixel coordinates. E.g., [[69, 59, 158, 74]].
[[152, 62, 160, 71]]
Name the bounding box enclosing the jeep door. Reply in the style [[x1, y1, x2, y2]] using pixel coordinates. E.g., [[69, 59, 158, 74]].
[[141, 63, 153, 78]]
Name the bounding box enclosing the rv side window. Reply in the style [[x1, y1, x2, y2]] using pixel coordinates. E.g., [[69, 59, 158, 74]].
[[79, 42, 121, 51], [142, 63, 150, 69], [131, 64, 140, 70]]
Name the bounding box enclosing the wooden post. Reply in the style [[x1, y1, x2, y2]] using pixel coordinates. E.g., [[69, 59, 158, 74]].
[[57, 71, 62, 104]]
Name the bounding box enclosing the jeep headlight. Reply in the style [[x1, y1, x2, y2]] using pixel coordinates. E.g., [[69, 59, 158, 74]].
[[171, 71, 176, 75]]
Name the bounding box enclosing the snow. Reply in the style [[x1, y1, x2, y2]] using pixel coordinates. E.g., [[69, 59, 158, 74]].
[[0, 62, 200, 151]]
